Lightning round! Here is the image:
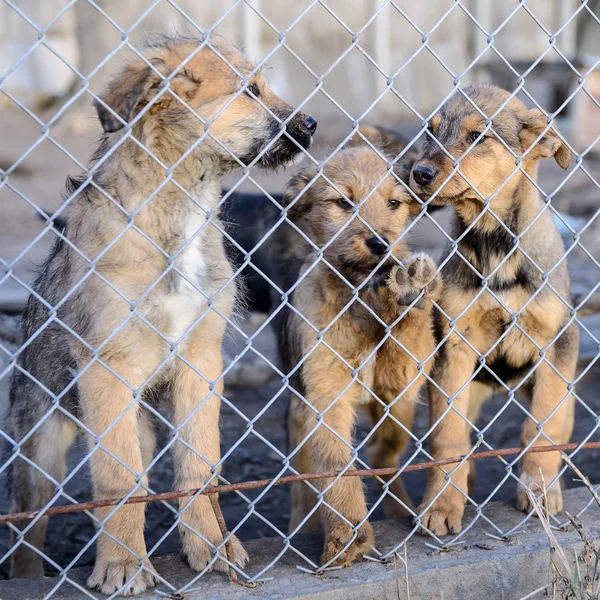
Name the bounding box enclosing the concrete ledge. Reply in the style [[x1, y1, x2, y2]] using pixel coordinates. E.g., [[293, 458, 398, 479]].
[[1, 488, 598, 599]]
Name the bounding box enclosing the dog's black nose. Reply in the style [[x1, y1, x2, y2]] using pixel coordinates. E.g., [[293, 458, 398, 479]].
[[303, 116, 317, 135], [366, 236, 389, 256], [412, 164, 438, 186]]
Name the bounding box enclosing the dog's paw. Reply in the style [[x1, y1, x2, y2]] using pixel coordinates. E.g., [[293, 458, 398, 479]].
[[322, 520, 373, 567], [183, 533, 249, 573], [87, 558, 159, 597], [389, 253, 440, 308], [416, 498, 464, 537], [516, 471, 563, 515]]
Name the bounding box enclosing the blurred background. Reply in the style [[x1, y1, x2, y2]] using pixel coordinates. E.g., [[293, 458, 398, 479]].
[[1, 0, 599, 310], [0, 0, 599, 579], [1, 0, 599, 126]]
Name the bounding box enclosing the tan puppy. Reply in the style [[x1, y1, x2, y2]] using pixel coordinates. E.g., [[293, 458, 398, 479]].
[[279, 143, 441, 567], [409, 84, 577, 536], [8, 34, 315, 595]]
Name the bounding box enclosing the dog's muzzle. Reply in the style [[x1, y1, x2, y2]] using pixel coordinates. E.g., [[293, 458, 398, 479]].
[[254, 112, 316, 168], [287, 113, 317, 150]]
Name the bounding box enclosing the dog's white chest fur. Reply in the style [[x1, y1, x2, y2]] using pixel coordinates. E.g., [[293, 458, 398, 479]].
[[161, 188, 216, 343], [176, 209, 207, 293]]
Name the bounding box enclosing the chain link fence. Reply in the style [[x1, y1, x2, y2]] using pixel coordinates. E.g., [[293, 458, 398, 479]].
[[0, 0, 599, 597]]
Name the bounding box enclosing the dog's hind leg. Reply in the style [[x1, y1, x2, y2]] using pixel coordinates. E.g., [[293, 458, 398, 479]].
[[170, 329, 248, 574], [366, 398, 416, 519], [10, 411, 77, 579]]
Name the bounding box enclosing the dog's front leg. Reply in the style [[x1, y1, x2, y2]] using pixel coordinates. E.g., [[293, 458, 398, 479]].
[[81, 362, 159, 596], [298, 350, 374, 567], [517, 352, 576, 515], [417, 333, 477, 537], [170, 334, 248, 574]]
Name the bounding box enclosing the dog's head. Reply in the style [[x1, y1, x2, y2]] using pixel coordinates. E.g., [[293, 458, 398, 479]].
[[94, 34, 316, 172], [283, 145, 416, 286], [346, 124, 418, 183], [409, 84, 571, 204]]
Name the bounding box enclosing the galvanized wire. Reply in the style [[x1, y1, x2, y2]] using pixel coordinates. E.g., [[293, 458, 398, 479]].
[[0, 0, 598, 596]]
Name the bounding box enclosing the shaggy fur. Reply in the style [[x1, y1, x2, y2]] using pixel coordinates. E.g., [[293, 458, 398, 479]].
[[279, 142, 441, 567], [409, 84, 578, 536], [221, 124, 425, 314], [7, 34, 315, 595]]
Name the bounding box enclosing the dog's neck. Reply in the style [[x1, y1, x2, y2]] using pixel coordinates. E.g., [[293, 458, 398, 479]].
[[84, 132, 226, 250], [447, 160, 553, 280], [98, 131, 221, 202], [453, 160, 543, 239]]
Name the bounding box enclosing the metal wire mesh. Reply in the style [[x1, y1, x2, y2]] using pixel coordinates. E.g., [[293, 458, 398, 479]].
[[0, 0, 599, 597]]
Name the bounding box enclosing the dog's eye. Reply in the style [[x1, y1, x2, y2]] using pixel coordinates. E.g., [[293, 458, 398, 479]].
[[245, 83, 260, 99], [467, 131, 485, 145], [427, 124, 435, 135], [388, 199, 401, 210], [336, 197, 353, 210]]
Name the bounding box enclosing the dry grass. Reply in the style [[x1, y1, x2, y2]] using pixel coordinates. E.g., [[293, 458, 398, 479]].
[[522, 457, 600, 600], [393, 544, 410, 600]]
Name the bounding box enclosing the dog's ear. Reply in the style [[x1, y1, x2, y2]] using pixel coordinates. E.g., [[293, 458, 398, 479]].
[[282, 169, 315, 223], [94, 60, 164, 133], [347, 125, 408, 158], [393, 148, 419, 184], [519, 108, 571, 170]]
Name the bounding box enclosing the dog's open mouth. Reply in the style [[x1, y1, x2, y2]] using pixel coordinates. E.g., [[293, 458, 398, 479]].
[[360, 263, 378, 272], [344, 260, 393, 286]]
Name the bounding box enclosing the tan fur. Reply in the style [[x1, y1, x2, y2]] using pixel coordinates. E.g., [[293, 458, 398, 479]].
[[74, 38, 261, 594], [282, 145, 441, 566], [410, 85, 578, 536], [8, 34, 314, 595]]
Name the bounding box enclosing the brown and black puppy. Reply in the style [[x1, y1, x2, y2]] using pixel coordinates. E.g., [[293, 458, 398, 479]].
[[8, 34, 315, 595], [265, 125, 421, 310], [409, 84, 578, 536], [280, 144, 441, 567]]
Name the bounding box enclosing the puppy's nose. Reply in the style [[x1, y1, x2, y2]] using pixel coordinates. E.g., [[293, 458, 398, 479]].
[[303, 115, 318, 135], [412, 164, 438, 186], [366, 236, 389, 256]]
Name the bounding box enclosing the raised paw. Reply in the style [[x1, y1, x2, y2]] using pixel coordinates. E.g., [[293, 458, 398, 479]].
[[516, 470, 563, 516], [182, 530, 249, 573], [87, 557, 159, 597], [322, 520, 374, 567], [389, 253, 440, 308]]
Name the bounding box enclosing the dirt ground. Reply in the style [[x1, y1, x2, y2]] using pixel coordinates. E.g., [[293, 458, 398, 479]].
[[0, 103, 599, 579]]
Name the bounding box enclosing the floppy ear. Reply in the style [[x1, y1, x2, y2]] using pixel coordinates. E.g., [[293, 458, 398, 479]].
[[519, 108, 571, 170], [94, 60, 163, 133], [347, 125, 408, 158], [282, 169, 315, 224], [393, 147, 419, 184]]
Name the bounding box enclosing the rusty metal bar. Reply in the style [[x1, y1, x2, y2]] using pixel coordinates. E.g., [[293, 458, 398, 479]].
[[2, 441, 598, 525]]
